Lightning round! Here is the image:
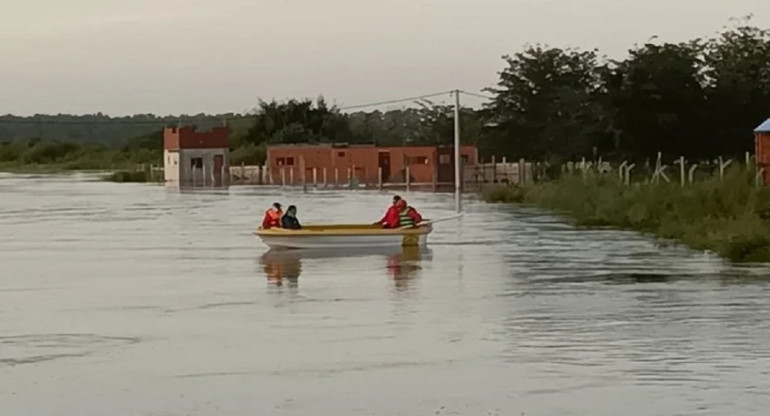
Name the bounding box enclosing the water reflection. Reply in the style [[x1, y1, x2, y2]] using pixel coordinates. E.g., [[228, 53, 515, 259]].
[[166, 184, 232, 195], [387, 246, 433, 290], [258, 246, 433, 289]]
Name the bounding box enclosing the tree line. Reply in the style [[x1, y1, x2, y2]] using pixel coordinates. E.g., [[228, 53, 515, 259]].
[[1, 18, 769, 166]]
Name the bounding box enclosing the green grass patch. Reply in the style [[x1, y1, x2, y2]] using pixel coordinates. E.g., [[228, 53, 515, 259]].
[[484, 166, 770, 263]]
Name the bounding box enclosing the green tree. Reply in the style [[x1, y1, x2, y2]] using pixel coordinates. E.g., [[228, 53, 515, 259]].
[[704, 17, 770, 156], [482, 46, 609, 162], [244, 97, 352, 145], [607, 40, 708, 159]]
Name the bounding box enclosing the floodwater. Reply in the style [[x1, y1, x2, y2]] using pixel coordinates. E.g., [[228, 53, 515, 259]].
[[2, 172, 770, 416]]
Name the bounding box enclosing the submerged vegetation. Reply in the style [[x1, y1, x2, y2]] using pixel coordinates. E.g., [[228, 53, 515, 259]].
[[485, 166, 770, 262], [104, 170, 152, 183], [0, 137, 160, 172]]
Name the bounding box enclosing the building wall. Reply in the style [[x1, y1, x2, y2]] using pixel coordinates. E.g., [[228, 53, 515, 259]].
[[176, 148, 230, 185], [163, 150, 180, 182], [265, 144, 478, 185], [385, 146, 432, 183], [266, 145, 381, 185], [334, 146, 380, 183], [163, 126, 229, 151], [756, 132, 770, 185], [163, 128, 180, 151], [162, 125, 230, 186]]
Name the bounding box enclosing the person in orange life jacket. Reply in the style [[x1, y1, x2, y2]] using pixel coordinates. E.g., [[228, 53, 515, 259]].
[[374, 195, 402, 228], [395, 199, 422, 227], [261, 202, 283, 229]]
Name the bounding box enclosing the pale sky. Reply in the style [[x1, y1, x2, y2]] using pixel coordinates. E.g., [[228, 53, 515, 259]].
[[1, 0, 768, 116]]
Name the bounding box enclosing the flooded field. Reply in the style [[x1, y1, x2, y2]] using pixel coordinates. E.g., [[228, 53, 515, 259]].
[[2, 172, 770, 415]]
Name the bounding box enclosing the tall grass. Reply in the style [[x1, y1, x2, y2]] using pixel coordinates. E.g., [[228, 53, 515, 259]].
[[0, 141, 161, 173], [485, 166, 770, 262]]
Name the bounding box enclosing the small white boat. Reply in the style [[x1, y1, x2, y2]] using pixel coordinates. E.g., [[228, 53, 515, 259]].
[[254, 223, 433, 250]]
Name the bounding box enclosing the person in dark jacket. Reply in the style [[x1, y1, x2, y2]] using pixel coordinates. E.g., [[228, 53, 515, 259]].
[[281, 205, 302, 229]]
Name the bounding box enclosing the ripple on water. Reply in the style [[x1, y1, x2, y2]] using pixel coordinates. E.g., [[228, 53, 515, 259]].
[[2, 173, 770, 416], [0, 334, 140, 366]]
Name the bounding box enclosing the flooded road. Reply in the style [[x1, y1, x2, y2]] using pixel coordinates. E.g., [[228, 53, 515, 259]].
[[2, 172, 770, 416]]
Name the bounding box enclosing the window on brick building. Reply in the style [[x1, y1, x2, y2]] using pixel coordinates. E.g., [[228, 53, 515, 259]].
[[406, 156, 428, 165], [439, 154, 451, 164], [276, 157, 295, 166], [338, 151, 346, 157]]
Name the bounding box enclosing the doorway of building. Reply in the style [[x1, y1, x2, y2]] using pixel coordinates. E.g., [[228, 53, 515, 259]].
[[436, 147, 454, 184], [190, 157, 204, 186], [213, 155, 224, 187], [378, 151, 391, 183]]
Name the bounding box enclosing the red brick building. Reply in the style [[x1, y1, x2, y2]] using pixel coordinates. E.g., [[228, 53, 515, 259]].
[[266, 144, 478, 187], [163, 126, 230, 186], [755, 118, 770, 185]]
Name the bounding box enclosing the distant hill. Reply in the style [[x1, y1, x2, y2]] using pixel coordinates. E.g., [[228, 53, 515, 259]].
[[0, 114, 254, 148]]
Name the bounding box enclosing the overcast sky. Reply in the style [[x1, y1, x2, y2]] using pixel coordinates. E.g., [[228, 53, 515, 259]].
[[1, 0, 768, 116]]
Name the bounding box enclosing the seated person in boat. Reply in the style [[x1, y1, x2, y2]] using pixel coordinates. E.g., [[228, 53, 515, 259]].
[[261, 202, 283, 229], [395, 199, 422, 228], [374, 195, 402, 228], [281, 205, 302, 230]]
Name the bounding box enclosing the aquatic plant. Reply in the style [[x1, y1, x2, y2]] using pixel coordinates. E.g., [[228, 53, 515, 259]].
[[484, 165, 770, 262]]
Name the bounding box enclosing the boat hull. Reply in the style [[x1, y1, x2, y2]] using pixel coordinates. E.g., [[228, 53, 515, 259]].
[[254, 224, 432, 250]]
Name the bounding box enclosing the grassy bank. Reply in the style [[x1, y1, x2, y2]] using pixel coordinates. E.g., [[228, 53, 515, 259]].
[[485, 166, 770, 263], [0, 141, 160, 170], [0, 139, 162, 183]]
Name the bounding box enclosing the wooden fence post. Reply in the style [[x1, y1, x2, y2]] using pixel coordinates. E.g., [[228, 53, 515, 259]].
[[301, 157, 307, 193], [347, 167, 352, 188], [718, 157, 733, 181], [625, 164, 635, 186], [432, 162, 437, 191], [406, 166, 411, 192], [491, 155, 497, 183], [618, 161, 627, 182]]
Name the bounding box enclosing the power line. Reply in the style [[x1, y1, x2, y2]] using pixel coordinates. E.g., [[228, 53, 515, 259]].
[[459, 90, 494, 100], [0, 116, 251, 125], [338, 90, 455, 111], [0, 89, 493, 126]]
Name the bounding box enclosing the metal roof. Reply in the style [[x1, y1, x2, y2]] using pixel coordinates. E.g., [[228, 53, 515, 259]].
[[755, 118, 770, 133]]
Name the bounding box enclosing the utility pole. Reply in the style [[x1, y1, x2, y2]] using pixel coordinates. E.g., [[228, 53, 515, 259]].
[[454, 89, 462, 213]]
